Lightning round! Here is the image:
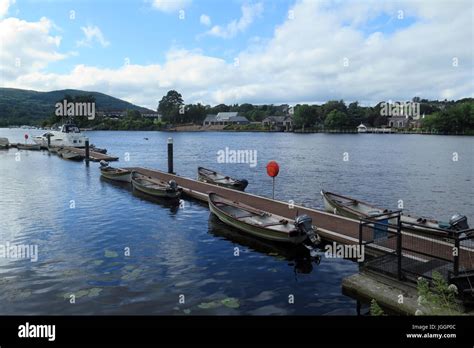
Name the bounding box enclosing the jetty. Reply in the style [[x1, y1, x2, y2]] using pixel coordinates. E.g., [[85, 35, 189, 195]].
[[125, 165, 474, 311]]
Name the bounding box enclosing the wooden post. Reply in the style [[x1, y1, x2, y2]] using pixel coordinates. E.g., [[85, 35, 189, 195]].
[[167, 137, 173, 174], [85, 138, 90, 161], [47, 134, 51, 147]]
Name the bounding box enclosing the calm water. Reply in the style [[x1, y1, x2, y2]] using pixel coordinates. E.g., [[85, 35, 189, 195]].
[[0, 129, 472, 315]]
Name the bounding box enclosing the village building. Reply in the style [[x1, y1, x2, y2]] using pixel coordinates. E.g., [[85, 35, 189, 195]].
[[262, 115, 293, 131], [202, 112, 249, 126]]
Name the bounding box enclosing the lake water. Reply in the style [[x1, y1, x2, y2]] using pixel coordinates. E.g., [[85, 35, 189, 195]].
[[0, 129, 472, 315]]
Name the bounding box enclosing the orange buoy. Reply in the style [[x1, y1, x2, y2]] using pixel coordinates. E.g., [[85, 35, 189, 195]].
[[266, 161, 279, 177]]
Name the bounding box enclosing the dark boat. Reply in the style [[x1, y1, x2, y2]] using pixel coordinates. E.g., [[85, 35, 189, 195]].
[[198, 167, 248, 191], [208, 192, 320, 245], [131, 172, 181, 199]]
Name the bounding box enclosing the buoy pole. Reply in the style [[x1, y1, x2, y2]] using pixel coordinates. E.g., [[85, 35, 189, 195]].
[[272, 177, 275, 200], [167, 137, 173, 174]]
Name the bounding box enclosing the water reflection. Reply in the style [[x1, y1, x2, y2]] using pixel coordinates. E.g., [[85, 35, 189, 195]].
[[207, 214, 319, 275]]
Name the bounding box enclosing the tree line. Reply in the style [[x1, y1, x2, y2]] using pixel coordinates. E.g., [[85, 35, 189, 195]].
[[37, 90, 473, 134]]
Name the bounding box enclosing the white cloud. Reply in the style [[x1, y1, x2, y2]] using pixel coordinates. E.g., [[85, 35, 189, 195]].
[[200, 14, 211, 26], [0, 17, 66, 81], [151, 0, 192, 13], [1, 0, 473, 108], [76, 25, 110, 48], [206, 2, 263, 39], [0, 0, 15, 18]]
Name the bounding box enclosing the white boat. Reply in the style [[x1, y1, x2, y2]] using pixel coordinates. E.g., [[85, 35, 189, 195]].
[[33, 124, 87, 148]]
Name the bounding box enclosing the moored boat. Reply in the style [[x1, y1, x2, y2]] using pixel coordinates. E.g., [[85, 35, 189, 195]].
[[131, 172, 181, 199], [58, 148, 85, 161], [17, 143, 41, 150], [33, 123, 88, 148], [197, 167, 248, 191], [0, 137, 9, 149], [48, 146, 61, 154], [321, 190, 469, 233], [208, 192, 321, 245], [99, 161, 132, 182]]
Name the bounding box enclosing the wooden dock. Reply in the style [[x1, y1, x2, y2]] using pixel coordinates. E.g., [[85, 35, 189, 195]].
[[61, 146, 119, 162], [127, 167, 474, 271]]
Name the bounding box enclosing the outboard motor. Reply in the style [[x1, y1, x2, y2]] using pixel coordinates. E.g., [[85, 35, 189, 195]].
[[99, 160, 109, 168], [294, 215, 321, 246], [449, 214, 469, 231], [168, 180, 178, 191], [237, 179, 249, 190]]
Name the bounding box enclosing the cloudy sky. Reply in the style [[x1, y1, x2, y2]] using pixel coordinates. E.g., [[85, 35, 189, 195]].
[[0, 0, 472, 109]]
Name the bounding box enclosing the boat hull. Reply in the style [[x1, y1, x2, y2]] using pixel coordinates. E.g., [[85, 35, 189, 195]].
[[197, 167, 248, 191], [100, 168, 132, 182], [59, 150, 84, 161], [321, 190, 446, 232], [209, 194, 307, 244], [131, 174, 180, 199], [17, 144, 41, 151]]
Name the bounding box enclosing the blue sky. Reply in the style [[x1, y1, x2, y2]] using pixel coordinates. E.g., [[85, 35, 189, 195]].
[[1, 0, 472, 108], [13, 0, 291, 70]]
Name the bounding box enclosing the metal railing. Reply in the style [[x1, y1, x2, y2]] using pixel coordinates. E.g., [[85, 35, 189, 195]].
[[358, 211, 474, 284]]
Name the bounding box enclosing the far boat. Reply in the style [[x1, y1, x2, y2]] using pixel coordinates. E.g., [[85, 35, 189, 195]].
[[208, 192, 321, 246], [17, 143, 41, 150], [131, 172, 181, 199], [58, 148, 84, 161], [0, 137, 9, 149], [198, 167, 248, 191], [33, 123, 88, 148], [321, 190, 469, 234], [100, 161, 132, 182]]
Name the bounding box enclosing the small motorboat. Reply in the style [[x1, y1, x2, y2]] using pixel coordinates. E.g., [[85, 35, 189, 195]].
[[99, 161, 132, 182], [17, 143, 41, 150], [91, 145, 107, 154], [131, 172, 181, 199], [321, 190, 469, 233], [0, 137, 9, 149], [198, 167, 248, 191], [208, 192, 321, 245], [48, 146, 61, 154], [58, 148, 84, 161]]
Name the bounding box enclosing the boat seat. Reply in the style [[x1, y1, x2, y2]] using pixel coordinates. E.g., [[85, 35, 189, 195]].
[[260, 219, 289, 228]]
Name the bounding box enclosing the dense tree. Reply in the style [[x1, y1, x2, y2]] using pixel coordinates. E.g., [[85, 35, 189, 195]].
[[293, 104, 315, 128], [158, 90, 184, 124], [324, 110, 352, 129]]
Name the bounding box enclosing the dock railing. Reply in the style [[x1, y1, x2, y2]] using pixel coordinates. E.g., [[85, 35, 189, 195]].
[[359, 212, 474, 286]]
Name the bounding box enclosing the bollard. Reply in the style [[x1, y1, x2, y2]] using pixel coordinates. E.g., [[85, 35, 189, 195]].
[[167, 137, 173, 174], [85, 139, 90, 161]]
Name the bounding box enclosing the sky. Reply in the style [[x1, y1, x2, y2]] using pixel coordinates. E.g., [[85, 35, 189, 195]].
[[0, 0, 473, 109]]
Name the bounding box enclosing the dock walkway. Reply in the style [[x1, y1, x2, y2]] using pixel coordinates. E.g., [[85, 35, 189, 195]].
[[127, 167, 474, 271]]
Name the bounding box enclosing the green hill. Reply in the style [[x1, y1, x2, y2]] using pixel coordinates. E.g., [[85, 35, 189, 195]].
[[0, 88, 153, 126]]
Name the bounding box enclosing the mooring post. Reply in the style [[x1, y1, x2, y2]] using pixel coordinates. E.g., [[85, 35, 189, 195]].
[[167, 137, 173, 174], [47, 134, 51, 148], [85, 138, 90, 161]]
